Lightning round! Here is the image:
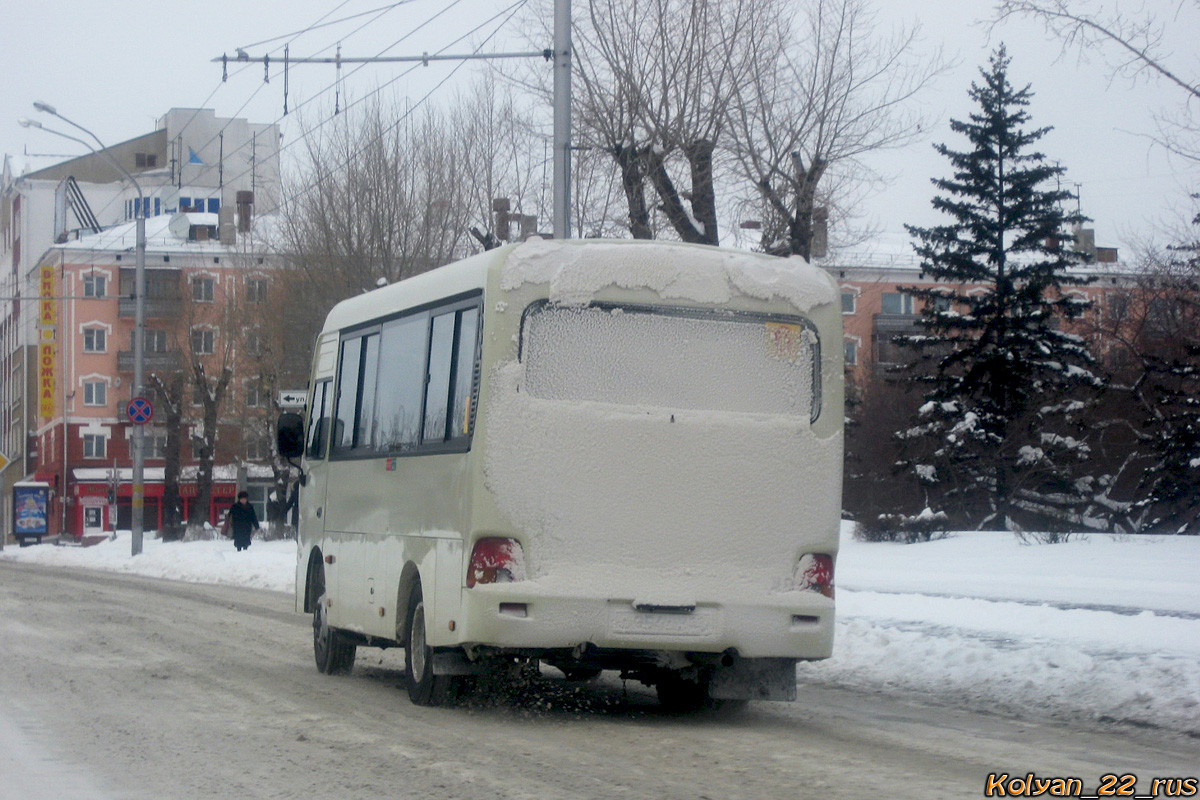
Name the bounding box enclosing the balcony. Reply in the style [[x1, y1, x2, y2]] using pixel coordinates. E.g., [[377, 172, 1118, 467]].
[[873, 312, 922, 335], [118, 350, 181, 374], [118, 296, 181, 319], [119, 268, 181, 319]]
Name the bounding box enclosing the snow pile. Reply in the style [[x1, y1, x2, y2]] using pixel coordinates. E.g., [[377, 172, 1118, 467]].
[[3, 525, 1198, 735], [1, 534, 295, 593], [797, 525, 1200, 735]]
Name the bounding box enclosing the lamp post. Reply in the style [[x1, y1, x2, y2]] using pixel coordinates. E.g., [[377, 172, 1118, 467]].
[[21, 106, 148, 556]]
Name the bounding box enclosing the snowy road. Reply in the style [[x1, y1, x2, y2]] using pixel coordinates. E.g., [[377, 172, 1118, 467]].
[[1, 562, 1195, 800]]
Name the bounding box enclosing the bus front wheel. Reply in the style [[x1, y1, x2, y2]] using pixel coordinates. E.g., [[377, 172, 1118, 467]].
[[312, 563, 356, 674]]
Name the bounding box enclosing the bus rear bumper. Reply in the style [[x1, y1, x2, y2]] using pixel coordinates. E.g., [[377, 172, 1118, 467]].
[[452, 586, 835, 661]]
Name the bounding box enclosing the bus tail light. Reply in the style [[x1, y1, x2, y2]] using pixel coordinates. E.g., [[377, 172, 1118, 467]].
[[467, 538, 526, 588], [794, 553, 834, 598]]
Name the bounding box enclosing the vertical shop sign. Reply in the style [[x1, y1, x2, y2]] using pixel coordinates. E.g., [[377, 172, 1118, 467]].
[[38, 264, 56, 419]]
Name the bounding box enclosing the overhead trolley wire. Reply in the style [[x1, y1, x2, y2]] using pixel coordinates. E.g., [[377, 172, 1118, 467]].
[[226, 0, 531, 209], [182, 0, 465, 193]]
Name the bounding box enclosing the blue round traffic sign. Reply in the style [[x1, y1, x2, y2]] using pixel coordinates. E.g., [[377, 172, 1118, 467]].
[[127, 396, 154, 424]]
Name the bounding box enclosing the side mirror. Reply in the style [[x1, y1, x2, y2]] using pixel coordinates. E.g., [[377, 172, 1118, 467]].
[[277, 412, 305, 459]]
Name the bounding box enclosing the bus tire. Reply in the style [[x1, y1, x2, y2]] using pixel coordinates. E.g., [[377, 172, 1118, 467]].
[[404, 584, 458, 706], [312, 565, 356, 675], [656, 669, 714, 712]]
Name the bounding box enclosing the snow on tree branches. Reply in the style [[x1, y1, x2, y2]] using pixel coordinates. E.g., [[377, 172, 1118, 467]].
[[894, 45, 1102, 532]]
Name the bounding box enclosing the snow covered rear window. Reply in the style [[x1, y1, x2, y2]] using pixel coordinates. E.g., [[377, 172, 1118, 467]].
[[521, 303, 821, 422]]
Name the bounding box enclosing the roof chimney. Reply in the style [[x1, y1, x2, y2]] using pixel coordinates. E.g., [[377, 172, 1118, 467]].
[[218, 205, 236, 245], [236, 190, 254, 233]]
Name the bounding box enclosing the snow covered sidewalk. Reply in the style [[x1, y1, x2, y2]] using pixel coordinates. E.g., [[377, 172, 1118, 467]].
[[3, 527, 1198, 735], [799, 528, 1200, 736]]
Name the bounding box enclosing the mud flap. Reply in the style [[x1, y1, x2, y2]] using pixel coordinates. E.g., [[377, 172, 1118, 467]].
[[709, 657, 797, 701], [432, 650, 488, 676]]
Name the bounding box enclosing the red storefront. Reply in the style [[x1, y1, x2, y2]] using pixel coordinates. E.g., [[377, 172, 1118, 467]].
[[62, 468, 242, 538]]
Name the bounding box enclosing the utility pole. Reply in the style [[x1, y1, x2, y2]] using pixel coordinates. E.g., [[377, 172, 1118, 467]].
[[552, 0, 572, 239]]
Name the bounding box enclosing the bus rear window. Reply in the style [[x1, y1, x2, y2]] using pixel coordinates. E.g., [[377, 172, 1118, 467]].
[[521, 304, 820, 421]]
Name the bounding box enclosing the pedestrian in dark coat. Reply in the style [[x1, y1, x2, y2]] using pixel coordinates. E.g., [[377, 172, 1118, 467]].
[[225, 491, 260, 551]]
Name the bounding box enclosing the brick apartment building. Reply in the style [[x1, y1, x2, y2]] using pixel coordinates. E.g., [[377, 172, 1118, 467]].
[[31, 212, 281, 537]]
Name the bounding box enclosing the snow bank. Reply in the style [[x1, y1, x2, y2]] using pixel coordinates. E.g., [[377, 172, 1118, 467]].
[[836, 526, 1199, 614], [795, 524, 1200, 735], [0, 534, 294, 593]]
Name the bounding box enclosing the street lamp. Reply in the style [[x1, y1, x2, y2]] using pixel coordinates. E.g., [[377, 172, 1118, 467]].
[[22, 105, 148, 557]]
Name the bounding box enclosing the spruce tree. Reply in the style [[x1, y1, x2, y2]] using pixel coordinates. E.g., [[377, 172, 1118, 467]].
[[897, 45, 1100, 532]]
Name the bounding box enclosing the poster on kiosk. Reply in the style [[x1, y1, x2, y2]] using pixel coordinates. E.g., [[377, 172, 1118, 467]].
[[13, 482, 50, 545]]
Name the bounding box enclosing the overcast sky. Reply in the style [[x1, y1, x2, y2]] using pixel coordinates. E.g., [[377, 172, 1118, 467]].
[[2, 0, 1196, 259]]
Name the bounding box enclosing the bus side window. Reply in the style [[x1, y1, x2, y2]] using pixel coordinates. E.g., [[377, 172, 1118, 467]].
[[422, 305, 482, 444], [450, 306, 480, 439], [306, 380, 332, 460]]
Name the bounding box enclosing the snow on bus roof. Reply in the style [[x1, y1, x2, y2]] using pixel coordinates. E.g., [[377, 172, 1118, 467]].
[[503, 238, 836, 312], [323, 239, 835, 333]]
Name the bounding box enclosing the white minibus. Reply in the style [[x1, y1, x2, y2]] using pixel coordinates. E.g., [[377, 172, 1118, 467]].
[[277, 238, 843, 709]]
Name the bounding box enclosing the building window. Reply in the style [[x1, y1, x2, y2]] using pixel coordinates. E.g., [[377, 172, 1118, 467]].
[[192, 276, 215, 303], [245, 383, 261, 408], [245, 329, 262, 356], [83, 434, 106, 459], [191, 328, 215, 356], [844, 340, 858, 367], [83, 380, 107, 406], [245, 278, 267, 304], [145, 329, 169, 353], [246, 437, 270, 461], [135, 153, 158, 168], [131, 329, 169, 353], [83, 274, 106, 298], [83, 327, 107, 353], [841, 291, 856, 314], [147, 433, 167, 459], [881, 292, 915, 315], [245, 483, 268, 520]]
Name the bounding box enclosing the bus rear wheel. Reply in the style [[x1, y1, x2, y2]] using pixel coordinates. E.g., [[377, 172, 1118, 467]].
[[404, 584, 464, 706], [655, 669, 715, 712]]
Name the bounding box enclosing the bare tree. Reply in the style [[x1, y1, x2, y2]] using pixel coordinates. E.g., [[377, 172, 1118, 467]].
[[171, 267, 240, 536], [452, 74, 555, 244], [993, 0, 1200, 161], [561, 0, 776, 243], [147, 371, 186, 541], [726, 0, 946, 258]]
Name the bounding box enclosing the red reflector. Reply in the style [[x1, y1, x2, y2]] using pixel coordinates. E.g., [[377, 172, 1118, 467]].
[[467, 538, 525, 588], [796, 553, 834, 598]]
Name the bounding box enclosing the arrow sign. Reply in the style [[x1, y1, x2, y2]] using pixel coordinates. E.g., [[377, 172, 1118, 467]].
[[127, 397, 154, 425], [278, 390, 308, 409]]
